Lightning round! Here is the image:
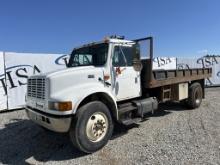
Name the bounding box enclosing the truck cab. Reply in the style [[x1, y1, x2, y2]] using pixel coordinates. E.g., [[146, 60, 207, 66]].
[[25, 36, 211, 153], [67, 37, 142, 101]]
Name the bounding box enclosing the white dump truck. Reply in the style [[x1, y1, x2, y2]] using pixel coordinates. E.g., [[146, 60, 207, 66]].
[[25, 36, 212, 153]]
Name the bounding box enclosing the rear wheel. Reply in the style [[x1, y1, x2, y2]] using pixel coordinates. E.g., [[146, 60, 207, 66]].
[[69, 101, 113, 153], [187, 82, 203, 109]]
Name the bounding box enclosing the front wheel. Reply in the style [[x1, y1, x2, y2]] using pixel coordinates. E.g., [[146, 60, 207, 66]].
[[69, 101, 114, 153]]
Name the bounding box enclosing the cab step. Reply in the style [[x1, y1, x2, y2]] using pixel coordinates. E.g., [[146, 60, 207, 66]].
[[118, 102, 137, 115], [117, 102, 138, 125], [117, 98, 158, 125]]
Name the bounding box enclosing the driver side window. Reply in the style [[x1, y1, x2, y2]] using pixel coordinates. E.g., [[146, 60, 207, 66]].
[[112, 46, 133, 67]]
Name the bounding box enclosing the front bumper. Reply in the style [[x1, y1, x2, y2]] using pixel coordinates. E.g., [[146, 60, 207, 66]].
[[25, 107, 72, 133]]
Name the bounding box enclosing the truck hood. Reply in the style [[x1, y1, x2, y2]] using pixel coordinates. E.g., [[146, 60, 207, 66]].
[[45, 66, 100, 78], [44, 66, 104, 99]]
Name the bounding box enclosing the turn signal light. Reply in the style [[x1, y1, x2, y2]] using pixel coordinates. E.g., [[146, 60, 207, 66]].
[[48, 101, 72, 111]]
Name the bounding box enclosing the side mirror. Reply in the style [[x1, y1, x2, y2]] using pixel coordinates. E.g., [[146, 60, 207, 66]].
[[132, 43, 143, 72], [133, 59, 143, 72]]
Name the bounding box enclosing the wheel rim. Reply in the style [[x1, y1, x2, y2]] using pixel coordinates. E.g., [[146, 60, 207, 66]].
[[86, 112, 108, 142]]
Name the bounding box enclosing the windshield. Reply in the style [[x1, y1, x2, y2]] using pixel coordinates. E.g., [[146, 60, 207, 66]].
[[68, 43, 108, 67]]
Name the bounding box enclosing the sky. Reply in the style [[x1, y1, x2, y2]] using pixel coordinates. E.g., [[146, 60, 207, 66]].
[[0, 0, 219, 57]]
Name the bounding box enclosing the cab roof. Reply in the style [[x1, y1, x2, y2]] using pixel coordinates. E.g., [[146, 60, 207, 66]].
[[73, 37, 135, 50]]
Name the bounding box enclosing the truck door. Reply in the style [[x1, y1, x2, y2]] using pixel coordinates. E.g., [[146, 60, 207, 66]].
[[111, 45, 141, 100]]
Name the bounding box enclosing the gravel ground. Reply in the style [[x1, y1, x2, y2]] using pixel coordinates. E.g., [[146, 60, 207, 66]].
[[0, 88, 219, 165]]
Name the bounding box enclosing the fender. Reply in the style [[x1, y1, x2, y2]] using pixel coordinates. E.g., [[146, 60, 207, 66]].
[[50, 82, 118, 118]]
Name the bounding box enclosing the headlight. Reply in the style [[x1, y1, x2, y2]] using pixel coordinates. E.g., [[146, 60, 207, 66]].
[[48, 101, 72, 111]]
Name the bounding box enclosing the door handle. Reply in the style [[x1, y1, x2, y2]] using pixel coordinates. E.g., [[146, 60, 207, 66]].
[[135, 77, 138, 83], [99, 77, 111, 86], [105, 82, 111, 86]]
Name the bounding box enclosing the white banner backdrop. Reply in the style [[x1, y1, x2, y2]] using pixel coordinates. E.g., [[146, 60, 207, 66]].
[[153, 57, 177, 70], [4, 52, 67, 109], [0, 52, 7, 110], [0, 52, 219, 111], [177, 56, 220, 86]]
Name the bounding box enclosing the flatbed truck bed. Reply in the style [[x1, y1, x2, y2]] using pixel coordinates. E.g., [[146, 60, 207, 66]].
[[143, 67, 212, 88]]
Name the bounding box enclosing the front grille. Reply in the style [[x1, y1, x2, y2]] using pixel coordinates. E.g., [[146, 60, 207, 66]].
[[27, 77, 46, 99]]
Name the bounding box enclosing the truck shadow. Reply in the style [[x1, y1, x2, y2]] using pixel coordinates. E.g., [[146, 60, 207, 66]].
[[111, 102, 189, 139], [0, 119, 86, 164], [158, 102, 192, 112], [111, 123, 139, 140], [0, 118, 138, 164], [0, 103, 189, 164], [148, 102, 192, 118]]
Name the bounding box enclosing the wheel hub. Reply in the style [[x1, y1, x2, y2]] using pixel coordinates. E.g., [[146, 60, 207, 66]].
[[86, 112, 108, 142], [93, 120, 106, 136]]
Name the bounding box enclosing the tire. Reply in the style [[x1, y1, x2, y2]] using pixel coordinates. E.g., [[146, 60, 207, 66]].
[[69, 101, 114, 153], [187, 82, 203, 109]]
